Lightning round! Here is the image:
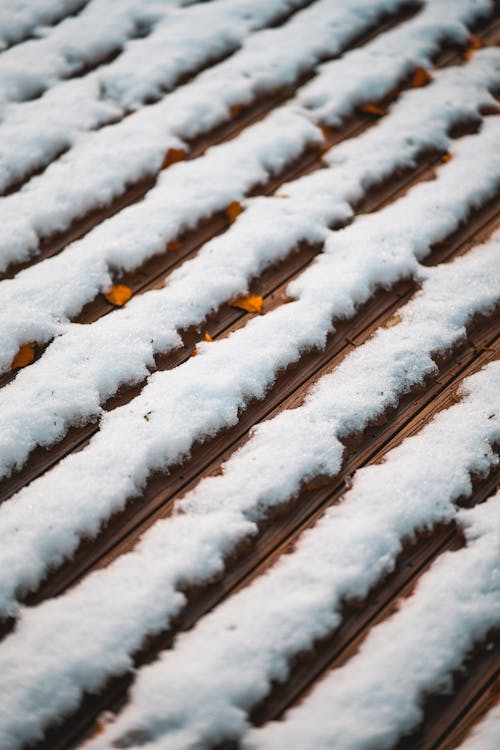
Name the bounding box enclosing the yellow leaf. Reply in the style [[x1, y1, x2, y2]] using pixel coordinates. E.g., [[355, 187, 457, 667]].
[[411, 66, 432, 88], [226, 200, 244, 223], [11, 342, 36, 369], [229, 103, 245, 118], [167, 240, 183, 252], [104, 284, 132, 306], [385, 314, 402, 328], [359, 103, 386, 117], [162, 147, 187, 169], [464, 33, 482, 60], [204, 332, 213, 342], [230, 293, 263, 314]]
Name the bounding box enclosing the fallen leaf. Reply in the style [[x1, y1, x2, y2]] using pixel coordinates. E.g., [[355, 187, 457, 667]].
[[11, 342, 36, 369], [441, 152, 452, 163], [226, 200, 244, 223], [359, 103, 386, 117], [162, 147, 187, 169], [229, 103, 245, 118], [104, 284, 132, 306], [464, 33, 482, 59], [92, 712, 115, 738], [191, 347, 198, 357], [385, 314, 402, 328], [230, 293, 263, 314], [204, 332, 213, 342], [276, 193, 290, 199], [167, 240, 183, 252], [411, 66, 432, 88]]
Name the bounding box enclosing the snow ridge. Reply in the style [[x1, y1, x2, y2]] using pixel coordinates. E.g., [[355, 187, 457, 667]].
[[244, 495, 500, 750], [0, 273, 498, 750], [0, 0, 307, 190], [0, 0, 408, 250], [0, 83, 498, 483]]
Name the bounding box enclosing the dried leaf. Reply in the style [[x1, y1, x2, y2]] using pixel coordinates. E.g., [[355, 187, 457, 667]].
[[385, 314, 402, 328], [359, 103, 386, 117], [204, 332, 213, 342], [229, 103, 245, 118], [464, 33, 482, 59], [411, 66, 432, 88], [441, 152, 452, 163], [230, 293, 263, 314], [104, 284, 132, 306], [11, 342, 36, 369], [162, 147, 187, 169], [226, 200, 244, 223], [92, 712, 115, 738], [167, 240, 183, 252], [191, 346, 198, 357], [276, 193, 290, 199]]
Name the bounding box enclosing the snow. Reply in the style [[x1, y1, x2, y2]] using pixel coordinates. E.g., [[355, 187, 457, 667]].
[[298, 0, 493, 124], [0, 76, 498, 482], [0, 0, 191, 108], [0, 330, 497, 750], [0, 0, 84, 51], [456, 705, 500, 750], [0, 0, 485, 253], [0, 0, 308, 189], [244, 495, 500, 750], [0, 221, 497, 615]]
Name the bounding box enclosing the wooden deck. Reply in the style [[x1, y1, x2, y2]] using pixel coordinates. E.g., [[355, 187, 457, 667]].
[[0, 2, 498, 749]]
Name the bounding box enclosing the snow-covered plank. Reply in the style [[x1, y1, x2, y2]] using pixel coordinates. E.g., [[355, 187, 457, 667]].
[[455, 704, 500, 750], [0, 0, 198, 109], [0, 114, 498, 483], [0, 0, 410, 235], [0, 221, 497, 622], [0, 0, 309, 189], [1, 357, 496, 750], [0, 0, 84, 51], [243, 496, 500, 750], [298, 0, 494, 124], [1, 50, 498, 365]]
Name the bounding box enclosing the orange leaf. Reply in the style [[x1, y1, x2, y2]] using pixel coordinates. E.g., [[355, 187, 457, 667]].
[[441, 152, 452, 163], [167, 240, 183, 252], [359, 103, 386, 117], [464, 33, 481, 60], [226, 200, 244, 223], [385, 314, 402, 328], [104, 284, 132, 306], [191, 346, 198, 357], [230, 293, 263, 314], [411, 66, 432, 88], [162, 147, 187, 169], [229, 103, 245, 118], [204, 332, 213, 342], [11, 342, 36, 369]]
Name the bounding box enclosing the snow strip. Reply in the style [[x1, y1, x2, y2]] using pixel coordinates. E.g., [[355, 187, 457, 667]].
[[243, 496, 500, 750], [0, 224, 498, 621], [0, 0, 421, 237], [0, 0, 193, 109], [0, 0, 308, 189], [0, 284, 498, 750], [0, 108, 498, 480], [0, 0, 409, 240], [456, 704, 500, 750], [298, 0, 494, 124], [1, 49, 498, 363], [0, 1, 84, 51]]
